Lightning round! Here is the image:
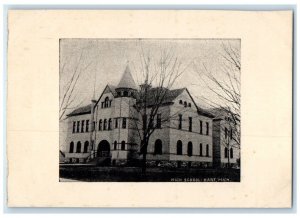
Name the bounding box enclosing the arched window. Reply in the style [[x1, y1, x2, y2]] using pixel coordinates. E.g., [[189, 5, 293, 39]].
[[200, 143, 203, 156], [83, 141, 89, 153], [108, 118, 112, 130], [99, 119, 102, 131], [103, 119, 107, 130], [121, 141, 125, 150], [225, 147, 228, 158], [206, 144, 209, 157], [104, 97, 109, 108], [187, 142, 193, 157], [179, 100, 183, 104], [154, 139, 162, 155], [184, 101, 187, 107], [69, 142, 74, 153], [123, 90, 128, 97], [230, 148, 233, 158], [76, 141, 81, 153], [177, 140, 182, 155], [114, 141, 117, 150]]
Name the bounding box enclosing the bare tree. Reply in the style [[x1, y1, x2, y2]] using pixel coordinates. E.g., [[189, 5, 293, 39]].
[[193, 41, 241, 166], [130, 48, 190, 173], [59, 49, 93, 121]]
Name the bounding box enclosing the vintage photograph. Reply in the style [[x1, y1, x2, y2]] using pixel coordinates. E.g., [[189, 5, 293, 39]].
[[59, 39, 241, 182]]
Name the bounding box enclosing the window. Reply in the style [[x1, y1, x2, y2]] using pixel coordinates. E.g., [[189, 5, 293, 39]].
[[115, 118, 118, 128], [206, 122, 209, 135], [104, 97, 109, 108], [83, 141, 89, 153], [114, 141, 117, 150], [230, 148, 233, 158], [200, 143, 203, 156], [225, 147, 228, 158], [188, 103, 191, 107], [81, 120, 85, 133], [121, 141, 125, 150], [122, 118, 127, 129], [143, 114, 147, 130], [101, 102, 104, 108], [123, 91, 128, 97], [184, 101, 187, 107], [76, 141, 81, 153], [177, 140, 182, 155], [200, 120, 203, 134], [179, 100, 183, 104], [108, 118, 112, 130], [77, 121, 80, 133], [206, 144, 209, 157], [225, 127, 228, 139], [103, 119, 107, 130], [230, 129, 233, 139], [178, 114, 182, 129], [149, 116, 154, 129], [86, 120, 89, 132], [109, 100, 112, 107], [69, 142, 74, 153], [154, 139, 162, 155], [117, 91, 121, 96], [187, 142, 193, 157], [99, 119, 102, 131], [92, 121, 96, 131], [157, 114, 161, 128], [72, 122, 76, 133], [189, 117, 192, 132]]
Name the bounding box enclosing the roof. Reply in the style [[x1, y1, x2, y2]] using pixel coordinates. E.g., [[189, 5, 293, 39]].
[[116, 65, 138, 90], [67, 104, 91, 117], [136, 87, 185, 106]]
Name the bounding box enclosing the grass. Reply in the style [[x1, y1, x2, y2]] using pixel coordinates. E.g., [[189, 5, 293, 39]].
[[59, 165, 240, 182]]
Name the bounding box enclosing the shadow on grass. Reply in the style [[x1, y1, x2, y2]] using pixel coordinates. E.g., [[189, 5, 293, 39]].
[[59, 165, 240, 182]]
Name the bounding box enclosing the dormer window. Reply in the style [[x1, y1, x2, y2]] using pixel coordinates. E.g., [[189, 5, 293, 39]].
[[184, 101, 187, 107], [188, 103, 191, 107], [117, 91, 121, 97], [179, 100, 183, 104]]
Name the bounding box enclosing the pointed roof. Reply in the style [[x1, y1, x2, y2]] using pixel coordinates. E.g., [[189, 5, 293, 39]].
[[116, 65, 138, 90]]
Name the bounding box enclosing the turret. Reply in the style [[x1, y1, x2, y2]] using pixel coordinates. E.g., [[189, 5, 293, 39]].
[[115, 65, 138, 98]]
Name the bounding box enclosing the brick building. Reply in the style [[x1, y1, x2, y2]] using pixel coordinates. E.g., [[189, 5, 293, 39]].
[[63, 65, 220, 167]]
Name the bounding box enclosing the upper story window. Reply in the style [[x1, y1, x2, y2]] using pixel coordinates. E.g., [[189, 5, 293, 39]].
[[122, 118, 127, 129], [225, 127, 228, 139], [115, 118, 118, 128], [72, 122, 76, 133], [123, 91, 128, 97], [86, 120, 89, 132], [200, 120, 203, 134], [189, 117, 192, 132], [81, 120, 85, 133], [108, 118, 112, 130], [157, 114, 161, 128], [200, 143, 203, 156], [184, 101, 187, 107], [104, 97, 110, 108], [206, 122, 209, 135], [179, 100, 183, 104], [187, 142, 193, 157], [230, 148, 234, 158], [99, 119, 102, 131], [188, 103, 191, 107], [121, 141, 126, 150], [76, 121, 80, 133], [178, 114, 182, 129], [230, 128, 233, 139], [103, 119, 107, 130], [225, 147, 228, 158]]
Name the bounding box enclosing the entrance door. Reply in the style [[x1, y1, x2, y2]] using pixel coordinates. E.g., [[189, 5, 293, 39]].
[[97, 140, 110, 157]]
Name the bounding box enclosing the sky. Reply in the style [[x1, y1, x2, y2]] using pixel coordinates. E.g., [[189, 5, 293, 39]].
[[59, 39, 240, 116]]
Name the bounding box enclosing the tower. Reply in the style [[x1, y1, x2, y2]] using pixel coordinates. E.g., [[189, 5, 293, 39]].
[[112, 65, 139, 165]]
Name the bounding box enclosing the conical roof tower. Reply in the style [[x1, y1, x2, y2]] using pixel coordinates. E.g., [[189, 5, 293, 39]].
[[116, 65, 138, 90]]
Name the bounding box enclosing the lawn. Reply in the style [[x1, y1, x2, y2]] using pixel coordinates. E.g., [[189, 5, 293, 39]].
[[59, 165, 240, 182]]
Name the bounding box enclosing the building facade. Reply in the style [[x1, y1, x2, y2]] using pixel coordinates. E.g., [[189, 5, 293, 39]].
[[63, 66, 226, 167]]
